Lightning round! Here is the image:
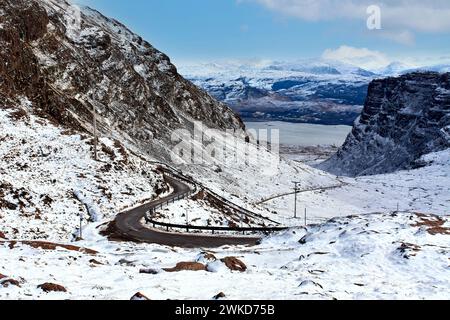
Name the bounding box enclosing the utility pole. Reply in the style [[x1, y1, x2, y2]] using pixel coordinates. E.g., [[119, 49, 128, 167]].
[[185, 206, 189, 232], [92, 102, 98, 161], [304, 208, 307, 226], [79, 213, 83, 240], [293, 182, 301, 219]]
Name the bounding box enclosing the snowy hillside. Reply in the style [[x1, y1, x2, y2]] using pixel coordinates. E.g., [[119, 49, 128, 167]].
[[1, 212, 448, 300], [0, 106, 166, 241], [0, 0, 245, 164]]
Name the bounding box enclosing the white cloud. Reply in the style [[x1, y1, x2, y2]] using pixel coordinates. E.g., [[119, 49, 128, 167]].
[[322, 45, 391, 70], [248, 0, 450, 44]]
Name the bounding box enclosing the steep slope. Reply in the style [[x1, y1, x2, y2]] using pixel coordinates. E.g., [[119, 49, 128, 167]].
[[0, 0, 244, 162], [319, 72, 450, 176], [0, 106, 166, 241]]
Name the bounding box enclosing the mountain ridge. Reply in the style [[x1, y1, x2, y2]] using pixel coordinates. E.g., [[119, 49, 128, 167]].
[[0, 0, 245, 162]]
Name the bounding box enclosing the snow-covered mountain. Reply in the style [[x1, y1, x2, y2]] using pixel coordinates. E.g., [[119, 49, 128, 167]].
[[376, 62, 450, 76], [0, 0, 245, 163], [179, 60, 375, 125], [375, 62, 415, 76], [319, 72, 450, 176], [181, 59, 450, 126]]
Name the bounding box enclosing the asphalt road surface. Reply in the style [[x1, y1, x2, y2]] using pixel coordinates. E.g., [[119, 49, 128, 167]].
[[111, 175, 260, 248]]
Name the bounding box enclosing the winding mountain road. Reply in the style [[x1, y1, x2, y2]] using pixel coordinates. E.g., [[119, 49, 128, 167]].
[[107, 175, 261, 248]]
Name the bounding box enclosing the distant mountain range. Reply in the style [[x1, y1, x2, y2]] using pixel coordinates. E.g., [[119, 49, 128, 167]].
[[180, 60, 450, 126]]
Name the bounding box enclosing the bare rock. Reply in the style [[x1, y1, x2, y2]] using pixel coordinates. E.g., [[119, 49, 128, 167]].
[[319, 72, 450, 176], [89, 259, 104, 266], [213, 292, 226, 300], [0, 274, 21, 288], [131, 292, 151, 300], [139, 268, 160, 275], [1, 278, 21, 288], [220, 257, 247, 272], [117, 259, 137, 267], [38, 282, 67, 293]]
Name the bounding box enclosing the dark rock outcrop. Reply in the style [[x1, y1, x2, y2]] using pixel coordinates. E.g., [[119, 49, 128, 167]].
[[319, 72, 450, 176], [38, 282, 67, 293], [130, 292, 151, 300]]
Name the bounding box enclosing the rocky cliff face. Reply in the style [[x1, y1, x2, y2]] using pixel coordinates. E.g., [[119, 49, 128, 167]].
[[0, 0, 244, 161], [319, 72, 450, 176]]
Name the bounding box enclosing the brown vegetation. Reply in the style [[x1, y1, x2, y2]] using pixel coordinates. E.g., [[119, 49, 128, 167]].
[[163, 262, 207, 272], [4, 241, 98, 255], [412, 214, 450, 235]]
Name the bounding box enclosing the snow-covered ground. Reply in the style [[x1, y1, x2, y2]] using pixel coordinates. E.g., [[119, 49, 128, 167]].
[[260, 149, 450, 226], [152, 196, 274, 230], [1, 105, 449, 300], [1, 212, 448, 300], [0, 107, 165, 241], [178, 126, 448, 227]]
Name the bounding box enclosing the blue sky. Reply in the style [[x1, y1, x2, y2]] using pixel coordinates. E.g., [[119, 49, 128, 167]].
[[75, 0, 450, 68]]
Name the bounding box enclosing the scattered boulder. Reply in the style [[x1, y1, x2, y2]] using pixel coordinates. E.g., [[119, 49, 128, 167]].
[[130, 292, 151, 300], [213, 292, 226, 300], [89, 259, 104, 266], [397, 242, 421, 259], [196, 252, 217, 264], [220, 257, 247, 272], [38, 282, 67, 293], [0, 231, 6, 239], [1, 278, 21, 288], [139, 268, 160, 275], [298, 232, 316, 244], [163, 262, 207, 272], [299, 280, 323, 290], [0, 274, 21, 288], [117, 259, 137, 267]]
